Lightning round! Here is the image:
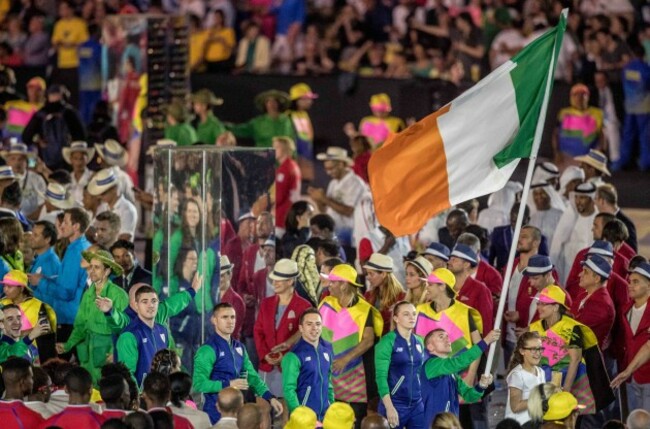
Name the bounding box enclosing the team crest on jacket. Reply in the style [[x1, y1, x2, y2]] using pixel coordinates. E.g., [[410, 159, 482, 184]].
[[288, 310, 296, 319], [396, 347, 403, 352], [305, 356, 312, 362], [236, 347, 243, 356], [323, 352, 330, 362], [416, 344, 422, 353]]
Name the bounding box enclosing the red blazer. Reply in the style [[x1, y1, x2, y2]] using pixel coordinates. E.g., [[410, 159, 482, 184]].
[[456, 276, 494, 336], [566, 247, 628, 301], [238, 243, 261, 293], [241, 267, 269, 337], [223, 236, 244, 294], [477, 260, 504, 298], [364, 290, 406, 336], [620, 301, 650, 384], [222, 287, 246, 340], [254, 292, 311, 372], [618, 242, 636, 261], [572, 287, 616, 350]]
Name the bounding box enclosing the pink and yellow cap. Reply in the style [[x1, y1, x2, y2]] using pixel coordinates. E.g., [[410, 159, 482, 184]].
[[370, 93, 392, 112], [535, 285, 568, 308], [0, 269, 28, 288]]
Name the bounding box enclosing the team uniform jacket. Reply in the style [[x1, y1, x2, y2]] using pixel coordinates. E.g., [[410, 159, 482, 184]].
[[0, 399, 45, 428], [193, 333, 274, 423], [620, 300, 650, 384], [281, 337, 334, 420], [421, 340, 488, 425], [116, 316, 170, 387], [456, 277, 494, 335]]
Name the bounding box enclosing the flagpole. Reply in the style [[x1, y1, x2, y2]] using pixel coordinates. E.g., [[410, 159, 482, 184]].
[[484, 9, 568, 375]]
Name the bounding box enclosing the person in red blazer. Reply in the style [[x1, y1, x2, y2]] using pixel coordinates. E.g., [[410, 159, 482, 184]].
[[218, 256, 246, 340], [572, 255, 616, 351], [448, 244, 494, 335], [610, 262, 650, 411], [566, 239, 628, 301], [254, 258, 311, 422], [456, 233, 504, 299], [237, 213, 274, 293]]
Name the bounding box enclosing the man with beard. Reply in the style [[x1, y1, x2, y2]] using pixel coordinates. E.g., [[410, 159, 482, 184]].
[[550, 182, 598, 283]]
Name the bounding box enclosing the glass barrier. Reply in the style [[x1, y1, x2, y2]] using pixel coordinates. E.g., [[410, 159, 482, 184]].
[[152, 146, 275, 372]]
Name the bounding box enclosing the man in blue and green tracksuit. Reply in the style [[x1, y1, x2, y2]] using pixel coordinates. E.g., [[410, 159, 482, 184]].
[[116, 285, 170, 388], [281, 308, 334, 421], [421, 328, 500, 427], [193, 302, 284, 424]]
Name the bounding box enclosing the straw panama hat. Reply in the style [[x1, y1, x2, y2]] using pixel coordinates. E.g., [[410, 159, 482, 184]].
[[38, 183, 75, 210], [316, 147, 354, 166], [87, 168, 118, 196], [95, 139, 128, 167], [269, 259, 299, 281], [63, 141, 95, 165]]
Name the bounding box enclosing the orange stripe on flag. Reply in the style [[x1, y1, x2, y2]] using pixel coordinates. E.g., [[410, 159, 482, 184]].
[[368, 105, 451, 236]]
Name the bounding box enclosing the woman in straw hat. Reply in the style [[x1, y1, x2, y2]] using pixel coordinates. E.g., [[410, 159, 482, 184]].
[[254, 258, 312, 425], [227, 89, 295, 148], [62, 141, 95, 203], [404, 256, 433, 306], [528, 285, 614, 418], [319, 264, 383, 428], [57, 249, 129, 384], [362, 253, 405, 335]]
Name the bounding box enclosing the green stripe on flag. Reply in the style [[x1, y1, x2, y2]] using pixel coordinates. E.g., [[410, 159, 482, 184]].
[[493, 12, 567, 168]]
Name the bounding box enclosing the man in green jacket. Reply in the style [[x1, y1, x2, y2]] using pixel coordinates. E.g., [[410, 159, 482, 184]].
[[191, 89, 226, 144], [56, 250, 129, 384], [164, 100, 197, 146], [228, 90, 296, 148]]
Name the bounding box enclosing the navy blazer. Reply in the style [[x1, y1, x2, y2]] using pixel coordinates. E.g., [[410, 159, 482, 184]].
[[488, 225, 549, 271]]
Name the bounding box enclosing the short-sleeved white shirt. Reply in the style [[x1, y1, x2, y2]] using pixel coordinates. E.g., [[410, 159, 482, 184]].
[[505, 364, 546, 425], [326, 169, 369, 231]]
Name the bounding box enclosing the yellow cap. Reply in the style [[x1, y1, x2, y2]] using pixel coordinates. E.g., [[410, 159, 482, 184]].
[[323, 402, 355, 429], [321, 264, 362, 287], [284, 406, 317, 429], [369, 93, 392, 111], [289, 83, 318, 100]]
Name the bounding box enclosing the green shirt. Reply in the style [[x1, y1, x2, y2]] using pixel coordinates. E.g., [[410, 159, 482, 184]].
[[164, 122, 198, 146], [228, 113, 296, 147], [64, 280, 129, 352], [424, 342, 486, 404], [195, 112, 226, 144]]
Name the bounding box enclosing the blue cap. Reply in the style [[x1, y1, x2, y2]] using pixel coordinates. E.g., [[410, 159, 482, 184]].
[[523, 255, 553, 276], [450, 244, 478, 267], [631, 262, 650, 280], [587, 240, 614, 258], [581, 254, 611, 280], [424, 242, 450, 262]]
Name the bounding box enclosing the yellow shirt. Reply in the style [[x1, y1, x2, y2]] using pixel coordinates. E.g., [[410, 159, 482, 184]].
[[203, 28, 235, 62], [51, 17, 89, 68], [189, 31, 207, 70]]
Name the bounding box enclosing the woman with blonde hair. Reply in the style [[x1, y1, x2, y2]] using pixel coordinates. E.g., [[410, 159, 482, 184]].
[[363, 253, 405, 335], [431, 412, 462, 429], [525, 382, 562, 428], [404, 256, 433, 306], [291, 244, 321, 306]]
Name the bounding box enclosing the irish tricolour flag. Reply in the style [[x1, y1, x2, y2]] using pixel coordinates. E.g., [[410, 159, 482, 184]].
[[369, 11, 567, 236]]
